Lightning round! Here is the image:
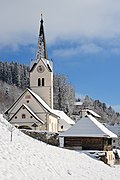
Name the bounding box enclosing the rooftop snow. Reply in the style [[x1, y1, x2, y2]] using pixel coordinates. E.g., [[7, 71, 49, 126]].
[[59, 115, 117, 138]]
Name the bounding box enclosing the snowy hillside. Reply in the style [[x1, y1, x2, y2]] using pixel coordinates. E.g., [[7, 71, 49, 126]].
[[0, 114, 120, 180]]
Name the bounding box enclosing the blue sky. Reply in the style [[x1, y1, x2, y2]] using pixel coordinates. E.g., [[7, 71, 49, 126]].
[[0, 0, 120, 111]]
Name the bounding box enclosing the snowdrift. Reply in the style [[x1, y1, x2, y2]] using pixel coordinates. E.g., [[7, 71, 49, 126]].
[[0, 114, 119, 180]]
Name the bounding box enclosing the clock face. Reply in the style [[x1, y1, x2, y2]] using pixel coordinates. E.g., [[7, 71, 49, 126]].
[[37, 65, 45, 73]]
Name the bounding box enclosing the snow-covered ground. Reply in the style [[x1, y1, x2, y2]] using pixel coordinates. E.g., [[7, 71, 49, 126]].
[[0, 114, 120, 180]]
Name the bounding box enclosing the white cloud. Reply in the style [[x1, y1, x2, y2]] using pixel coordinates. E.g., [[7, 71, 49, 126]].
[[1, 0, 120, 49], [80, 43, 103, 54], [52, 43, 103, 57]]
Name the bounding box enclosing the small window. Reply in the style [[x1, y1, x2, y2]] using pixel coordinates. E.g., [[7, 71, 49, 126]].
[[15, 116, 17, 119], [25, 95, 31, 99], [23, 106, 25, 109], [113, 140, 116, 143], [38, 78, 41, 86], [26, 100, 29, 103], [61, 125, 63, 129], [42, 78, 44, 86], [22, 114, 26, 119], [30, 116, 33, 118]]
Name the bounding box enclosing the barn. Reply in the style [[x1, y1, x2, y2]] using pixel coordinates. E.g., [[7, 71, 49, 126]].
[[59, 115, 117, 151]]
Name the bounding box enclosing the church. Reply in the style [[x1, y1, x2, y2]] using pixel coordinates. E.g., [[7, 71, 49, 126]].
[[4, 15, 75, 132]]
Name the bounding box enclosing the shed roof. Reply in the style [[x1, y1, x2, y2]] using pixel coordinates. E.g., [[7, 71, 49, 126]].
[[59, 115, 117, 138]]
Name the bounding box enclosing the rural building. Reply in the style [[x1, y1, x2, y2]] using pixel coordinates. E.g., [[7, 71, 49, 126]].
[[4, 15, 75, 132], [105, 123, 120, 149], [59, 114, 117, 150]]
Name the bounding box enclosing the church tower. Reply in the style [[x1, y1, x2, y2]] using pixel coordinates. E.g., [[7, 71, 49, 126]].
[[30, 15, 53, 109]]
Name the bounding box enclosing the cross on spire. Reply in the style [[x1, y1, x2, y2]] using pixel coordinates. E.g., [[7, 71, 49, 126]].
[[36, 14, 48, 61]]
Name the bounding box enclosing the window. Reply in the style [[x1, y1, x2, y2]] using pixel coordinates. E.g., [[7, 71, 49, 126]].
[[42, 78, 45, 86], [38, 78, 41, 86], [26, 100, 29, 103], [61, 125, 63, 129], [15, 116, 17, 119], [22, 114, 26, 119], [30, 116, 33, 118], [38, 78, 45, 86], [25, 95, 31, 99]]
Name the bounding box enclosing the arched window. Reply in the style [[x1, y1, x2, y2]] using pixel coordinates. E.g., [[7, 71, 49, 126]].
[[61, 125, 63, 129], [22, 114, 26, 119], [42, 78, 45, 86], [38, 78, 41, 86]]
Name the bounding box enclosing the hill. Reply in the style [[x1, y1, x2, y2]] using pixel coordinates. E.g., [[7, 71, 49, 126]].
[[74, 95, 120, 124], [0, 60, 120, 124], [0, 114, 120, 180], [0, 80, 23, 113]]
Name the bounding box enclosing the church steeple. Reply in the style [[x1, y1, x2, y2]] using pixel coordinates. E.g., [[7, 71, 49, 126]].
[[30, 15, 53, 109], [36, 14, 48, 61]]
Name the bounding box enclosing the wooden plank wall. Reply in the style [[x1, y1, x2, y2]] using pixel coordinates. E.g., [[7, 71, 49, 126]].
[[64, 137, 107, 150]]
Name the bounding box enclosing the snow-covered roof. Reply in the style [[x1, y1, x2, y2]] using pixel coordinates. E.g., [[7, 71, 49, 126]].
[[84, 109, 101, 118], [74, 101, 83, 106], [105, 123, 120, 136], [9, 104, 44, 124], [28, 89, 75, 124], [22, 104, 44, 124], [28, 88, 53, 113], [5, 88, 75, 125], [30, 58, 53, 72], [42, 58, 53, 72], [53, 110, 75, 125], [59, 115, 117, 138], [29, 89, 74, 124]]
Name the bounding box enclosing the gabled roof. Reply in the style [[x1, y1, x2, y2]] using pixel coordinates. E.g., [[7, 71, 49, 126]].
[[59, 115, 117, 138], [9, 104, 44, 124], [53, 110, 75, 125], [29, 89, 74, 124], [4, 88, 58, 118], [22, 104, 44, 124], [4, 88, 74, 125], [30, 58, 53, 72], [28, 88, 55, 114]]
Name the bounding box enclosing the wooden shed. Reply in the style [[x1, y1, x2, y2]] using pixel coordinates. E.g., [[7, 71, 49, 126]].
[[59, 115, 117, 151]]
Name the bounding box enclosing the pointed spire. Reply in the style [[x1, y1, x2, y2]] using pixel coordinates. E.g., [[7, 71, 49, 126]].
[[36, 14, 48, 61]]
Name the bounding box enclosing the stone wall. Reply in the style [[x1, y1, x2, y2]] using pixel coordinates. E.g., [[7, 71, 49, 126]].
[[22, 130, 59, 146]]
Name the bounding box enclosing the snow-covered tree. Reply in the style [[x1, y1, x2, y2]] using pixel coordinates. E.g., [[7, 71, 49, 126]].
[[53, 74, 75, 116]]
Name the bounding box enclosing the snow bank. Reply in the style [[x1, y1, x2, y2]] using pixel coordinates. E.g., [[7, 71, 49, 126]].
[[0, 114, 120, 180]]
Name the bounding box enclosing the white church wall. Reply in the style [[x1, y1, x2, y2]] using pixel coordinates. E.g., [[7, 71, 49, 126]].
[[48, 115, 58, 132], [30, 59, 53, 108]]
